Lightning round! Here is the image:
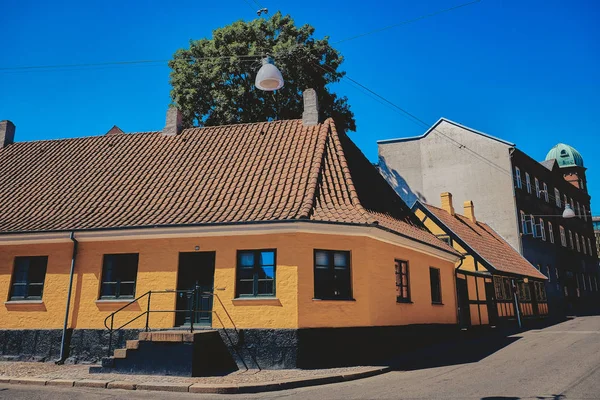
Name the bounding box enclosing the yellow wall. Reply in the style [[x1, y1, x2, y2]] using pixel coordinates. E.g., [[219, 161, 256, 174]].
[[0, 231, 457, 330]]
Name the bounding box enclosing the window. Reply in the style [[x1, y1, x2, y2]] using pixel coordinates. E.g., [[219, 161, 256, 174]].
[[568, 230, 574, 249], [514, 167, 522, 189], [583, 238, 587, 255], [548, 222, 555, 244], [9, 256, 48, 300], [526, 173, 532, 194], [520, 211, 532, 234], [517, 281, 531, 301], [555, 188, 561, 207], [582, 274, 587, 291], [577, 202, 581, 219], [583, 205, 587, 221], [560, 226, 567, 247], [437, 235, 452, 247], [543, 183, 549, 202], [589, 275, 594, 292], [595, 276, 599, 292], [570, 198, 574, 209], [534, 282, 547, 302], [535, 178, 540, 198], [588, 238, 593, 256], [575, 234, 580, 252], [314, 250, 352, 300], [395, 260, 411, 303], [236, 250, 275, 297], [429, 267, 442, 304], [564, 194, 568, 208], [546, 266, 551, 282], [494, 276, 504, 300], [539, 218, 546, 241], [555, 268, 560, 280], [100, 254, 139, 299]]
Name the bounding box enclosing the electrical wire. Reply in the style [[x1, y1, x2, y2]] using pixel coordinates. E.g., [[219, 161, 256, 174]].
[[311, 61, 595, 220], [0, 0, 480, 72]]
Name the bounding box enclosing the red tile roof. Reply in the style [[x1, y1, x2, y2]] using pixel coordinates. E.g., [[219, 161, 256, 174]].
[[421, 204, 547, 279], [0, 118, 457, 256]]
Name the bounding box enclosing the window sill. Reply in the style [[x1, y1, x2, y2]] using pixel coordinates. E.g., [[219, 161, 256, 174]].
[[431, 302, 444, 306], [4, 300, 44, 305], [396, 300, 413, 304], [312, 298, 356, 302], [95, 299, 136, 304], [232, 297, 281, 306]]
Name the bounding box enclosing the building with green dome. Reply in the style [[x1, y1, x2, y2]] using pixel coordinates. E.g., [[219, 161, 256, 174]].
[[380, 118, 599, 319]]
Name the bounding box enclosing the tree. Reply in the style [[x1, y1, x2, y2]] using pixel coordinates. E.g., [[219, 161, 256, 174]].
[[168, 12, 355, 131]]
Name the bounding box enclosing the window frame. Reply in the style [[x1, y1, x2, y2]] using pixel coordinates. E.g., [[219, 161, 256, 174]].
[[395, 259, 411, 303], [575, 234, 580, 252], [525, 173, 532, 194], [235, 249, 276, 298], [543, 183, 549, 202], [535, 178, 540, 198], [9, 256, 48, 301], [560, 226, 567, 247], [539, 218, 546, 241], [548, 222, 555, 244], [99, 253, 139, 300], [568, 230, 574, 249], [514, 167, 522, 189], [555, 188, 561, 208], [429, 267, 443, 305], [313, 250, 353, 301]]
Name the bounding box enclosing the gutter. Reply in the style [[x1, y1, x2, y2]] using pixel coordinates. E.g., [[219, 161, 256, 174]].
[[56, 231, 78, 364]]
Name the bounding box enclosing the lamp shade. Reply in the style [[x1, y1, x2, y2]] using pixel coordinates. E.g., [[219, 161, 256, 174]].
[[563, 204, 576, 219], [255, 58, 284, 91]]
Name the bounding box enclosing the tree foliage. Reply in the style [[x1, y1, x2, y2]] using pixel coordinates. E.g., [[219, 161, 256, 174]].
[[169, 12, 355, 131]]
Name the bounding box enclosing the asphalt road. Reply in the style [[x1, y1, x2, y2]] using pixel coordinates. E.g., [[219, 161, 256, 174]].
[[2, 316, 600, 400]]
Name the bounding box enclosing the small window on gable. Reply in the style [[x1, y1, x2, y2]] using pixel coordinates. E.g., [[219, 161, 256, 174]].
[[437, 235, 452, 247], [100, 254, 139, 299], [9, 256, 48, 301]]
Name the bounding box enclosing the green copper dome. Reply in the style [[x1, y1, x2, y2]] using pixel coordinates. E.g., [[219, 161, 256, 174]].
[[545, 143, 584, 168]]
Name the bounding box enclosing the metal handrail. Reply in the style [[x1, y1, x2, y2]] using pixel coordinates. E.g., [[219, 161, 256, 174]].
[[102, 289, 259, 371]]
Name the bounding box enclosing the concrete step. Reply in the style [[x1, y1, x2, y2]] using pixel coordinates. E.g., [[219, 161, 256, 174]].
[[138, 330, 218, 343], [126, 340, 139, 350], [113, 349, 127, 359], [101, 357, 114, 368]]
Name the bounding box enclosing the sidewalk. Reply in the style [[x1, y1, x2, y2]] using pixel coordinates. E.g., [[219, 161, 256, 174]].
[[0, 362, 389, 394]]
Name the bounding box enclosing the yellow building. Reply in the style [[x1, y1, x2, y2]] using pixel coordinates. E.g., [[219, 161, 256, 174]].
[[0, 105, 460, 370], [414, 193, 549, 328]]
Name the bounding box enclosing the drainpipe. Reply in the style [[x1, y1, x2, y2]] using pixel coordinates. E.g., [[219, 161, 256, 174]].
[[56, 232, 78, 364], [512, 279, 522, 330], [455, 258, 464, 327]]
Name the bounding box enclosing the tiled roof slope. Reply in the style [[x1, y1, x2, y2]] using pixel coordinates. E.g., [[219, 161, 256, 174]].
[[422, 204, 547, 279], [0, 118, 456, 255]]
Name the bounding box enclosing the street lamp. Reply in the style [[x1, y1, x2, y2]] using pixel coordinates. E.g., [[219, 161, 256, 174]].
[[562, 204, 576, 219], [255, 57, 284, 91]]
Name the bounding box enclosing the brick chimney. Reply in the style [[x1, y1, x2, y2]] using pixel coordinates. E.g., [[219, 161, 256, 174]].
[[302, 88, 319, 126], [163, 107, 183, 136], [464, 200, 476, 223], [0, 120, 15, 148], [440, 192, 455, 216]]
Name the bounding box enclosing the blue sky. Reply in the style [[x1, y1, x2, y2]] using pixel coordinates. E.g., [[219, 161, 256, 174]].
[[1, 0, 599, 212]]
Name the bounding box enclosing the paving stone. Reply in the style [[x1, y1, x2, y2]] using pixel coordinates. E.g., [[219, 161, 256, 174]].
[[46, 379, 76, 387], [137, 382, 191, 392], [74, 379, 111, 388], [107, 381, 137, 390]]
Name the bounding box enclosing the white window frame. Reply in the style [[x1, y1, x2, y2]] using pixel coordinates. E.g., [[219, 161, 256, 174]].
[[526, 173, 532, 194], [577, 202, 581, 219], [535, 178, 540, 198], [560, 226, 567, 247], [539, 218, 546, 241], [555, 188, 561, 207], [546, 266, 551, 282], [564, 194, 568, 208], [543, 183, 549, 202], [548, 222, 555, 244], [575, 234, 580, 252], [583, 205, 587, 221], [515, 167, 522, 189]]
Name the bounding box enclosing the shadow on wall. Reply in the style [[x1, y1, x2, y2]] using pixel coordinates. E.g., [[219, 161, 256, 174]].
[[377, 155, 427, 207]]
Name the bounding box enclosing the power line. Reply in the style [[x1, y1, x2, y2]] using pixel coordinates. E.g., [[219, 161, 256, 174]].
[[0, 0, 480, 72], [311, 61, 593, 215]]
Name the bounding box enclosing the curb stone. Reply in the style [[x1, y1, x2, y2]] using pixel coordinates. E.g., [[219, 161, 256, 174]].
[[46, 379, 76, 387], [74, 379, 112, 388], [10, 377, 47, 386], [0, 366, 390, 394], [137, 382, 191, 392]]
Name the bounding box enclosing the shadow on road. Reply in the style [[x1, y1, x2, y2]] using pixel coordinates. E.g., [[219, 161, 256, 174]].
[[480, 396, 565, 400]]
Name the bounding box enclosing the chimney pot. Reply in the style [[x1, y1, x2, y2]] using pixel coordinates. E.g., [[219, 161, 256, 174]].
[[440, 192, 455, 216], [163, 107, 183, 136], [0, 120, 15, 148], [464, 200, 476, 223], [302, 88, 319, 126]]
